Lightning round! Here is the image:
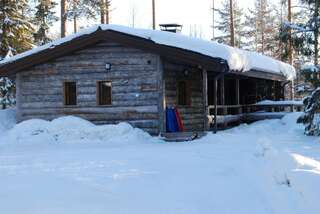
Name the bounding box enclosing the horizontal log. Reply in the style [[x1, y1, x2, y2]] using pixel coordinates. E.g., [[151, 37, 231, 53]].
[[20, 105, 158, 114], [20, 98, 159, 108]]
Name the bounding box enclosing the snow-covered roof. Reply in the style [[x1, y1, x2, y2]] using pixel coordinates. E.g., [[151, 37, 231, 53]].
[[0, 24, 296, 80]]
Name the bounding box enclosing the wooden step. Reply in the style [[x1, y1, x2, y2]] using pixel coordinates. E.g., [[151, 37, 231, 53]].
[[160, 132, 206, 142]]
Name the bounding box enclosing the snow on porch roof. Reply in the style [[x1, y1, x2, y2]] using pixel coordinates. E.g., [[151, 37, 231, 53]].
[[0, 24, 296, 80]]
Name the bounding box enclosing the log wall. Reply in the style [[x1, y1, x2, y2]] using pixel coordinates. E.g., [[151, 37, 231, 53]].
[[163, 62, 205, 132], [16, 41, 162, 135]]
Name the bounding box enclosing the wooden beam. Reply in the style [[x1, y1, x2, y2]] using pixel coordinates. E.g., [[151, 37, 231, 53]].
[[213, 77, 218, 133], [157, 56, 165, 134], [230, 70, 286, 82], [220, 76, 227, 115], [235, 78, 241, 114], [213, 72, 226, 133], [203, 69, 209, 131]]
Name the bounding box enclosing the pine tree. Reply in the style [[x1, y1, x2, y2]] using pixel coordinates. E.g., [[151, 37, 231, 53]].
[[297, 87, 320, 136], [0, 0, 34, 57], [67, 0, 111, 32], [34, 0, 58, 45], [0, 0, 34, 109], [281, 0, 320, 65], [0, 77, 14, 109], [245, 0, 279, 57], [215, 0, 245, 48]]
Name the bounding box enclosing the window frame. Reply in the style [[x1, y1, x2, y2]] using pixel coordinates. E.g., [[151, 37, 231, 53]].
[[63, 81, 77, 106], [96, 81, 112, 106]]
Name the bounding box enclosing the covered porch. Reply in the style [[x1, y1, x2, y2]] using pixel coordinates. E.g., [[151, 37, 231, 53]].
[[161, 59, 299, 135], [206, 71, 300, 132]]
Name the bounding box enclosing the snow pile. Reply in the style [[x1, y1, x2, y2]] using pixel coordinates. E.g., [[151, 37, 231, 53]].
[[256, 99, 303, 105], [3, 116, 156, 144], [0, 108, 16, 134], [0, 24, 296, 80], [301, 62, 320, 73]]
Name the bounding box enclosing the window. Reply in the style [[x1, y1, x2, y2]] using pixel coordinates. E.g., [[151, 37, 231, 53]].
[[97, 81, 112, 105], [64, 82, 77, 106], [177, 81, 190, 106]]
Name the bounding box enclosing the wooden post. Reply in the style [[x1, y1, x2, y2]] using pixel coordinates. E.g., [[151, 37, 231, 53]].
[[290, 80, 295, 112], [157, 56, 166, 134], [203, 69, 209, 131], [16, 73, 22, 122], [152, 0, 156, 30], [213, 72, 226, 133], [214, 77, 218, 133], [235, 78, 241, 114], [61, 0, 67, 38], [220, 76, 227, 115]]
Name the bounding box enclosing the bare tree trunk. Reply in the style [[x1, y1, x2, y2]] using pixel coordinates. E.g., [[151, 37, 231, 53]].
[[152, 0, 156, 30], [106, 0, 110, 24], [212, 0, 215, 40], [73, 0, 78, 33], [288, 0, 293, 65], [61, 0, 67, 37], [314, 0, 319, 65], [73, 15, 77, 33], [100, 0, 105, 24], [260, 0, 265, 54], [229, 0, 235, 47]]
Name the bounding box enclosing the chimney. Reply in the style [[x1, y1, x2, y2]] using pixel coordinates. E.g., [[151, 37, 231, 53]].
[[159, 24, 183, 33]]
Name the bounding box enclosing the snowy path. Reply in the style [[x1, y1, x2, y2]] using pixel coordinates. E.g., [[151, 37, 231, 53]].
[[0, 110, 319, 214]]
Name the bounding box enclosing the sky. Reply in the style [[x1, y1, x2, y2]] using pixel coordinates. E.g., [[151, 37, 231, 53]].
[[51, 0, 296, 40]]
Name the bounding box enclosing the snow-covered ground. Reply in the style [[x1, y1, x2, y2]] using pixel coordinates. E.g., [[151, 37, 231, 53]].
[[0, 109, 319, 214]]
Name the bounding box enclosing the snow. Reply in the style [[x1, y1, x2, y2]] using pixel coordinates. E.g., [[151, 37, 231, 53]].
[[0, 110, 320, 213], [0, 24, 296, 80], [0, 108, 15, 133], [256, 99, 304, 106], [301, 62, 320, 73]]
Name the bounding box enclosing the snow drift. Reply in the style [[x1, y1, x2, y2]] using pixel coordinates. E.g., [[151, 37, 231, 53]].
[[2, 115, 157, 144], [0, 108, 16, 134]]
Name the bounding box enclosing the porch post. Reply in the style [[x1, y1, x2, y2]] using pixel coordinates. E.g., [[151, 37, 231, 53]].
[[290, 80, 295, 112], [220, 76, 226, 115], [235, 78, 241, 114], [157, 56, 166, 134], [214, 77, 218, 133], [202, 69, 209, 131]]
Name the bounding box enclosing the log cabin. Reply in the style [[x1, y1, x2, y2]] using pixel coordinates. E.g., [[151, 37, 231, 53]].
[[0, 25, 296, 136]]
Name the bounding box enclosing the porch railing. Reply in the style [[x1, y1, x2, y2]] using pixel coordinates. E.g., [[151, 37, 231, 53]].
[[207, 101, 304, 130]]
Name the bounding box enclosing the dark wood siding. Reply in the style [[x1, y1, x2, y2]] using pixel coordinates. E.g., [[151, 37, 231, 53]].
[[163, 62, 204, 132], [16, 41, 162, 135]]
